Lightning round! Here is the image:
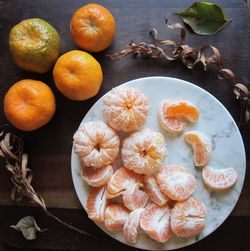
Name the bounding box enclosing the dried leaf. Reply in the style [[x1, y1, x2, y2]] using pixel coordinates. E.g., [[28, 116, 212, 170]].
[[10, 216, 46, 240], [175, 2, 230, 35]]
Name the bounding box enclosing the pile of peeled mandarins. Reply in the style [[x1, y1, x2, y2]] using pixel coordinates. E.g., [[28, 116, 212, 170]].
[[73, 85, 238, 244], [4, 3, 115, 131]]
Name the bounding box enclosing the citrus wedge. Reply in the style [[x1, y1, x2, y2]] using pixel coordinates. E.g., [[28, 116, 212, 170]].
[[171, 197, 206, 237], [202, 166, 238, 190], [156, 165, 196, 201], [104, 204, 130, 232], [86, 186, 108, 222], [122, 183, 149, 210], [123, 208, 145, 244], [185, 131, 211, 167], [144, 175, 169, 206], [106, 167, 143, 198], [140, 203, 172, 243], [82, 165, 113, 187]]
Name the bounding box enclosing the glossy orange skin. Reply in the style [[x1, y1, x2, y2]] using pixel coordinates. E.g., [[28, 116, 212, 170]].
[[4, 79, 56, 131], [70, 3, 116, 52], [53, 50, 103, 101]]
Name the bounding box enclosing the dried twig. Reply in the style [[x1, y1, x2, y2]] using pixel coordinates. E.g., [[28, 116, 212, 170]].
[[0, 128, 108, 240], [108, 19, 250, 126]]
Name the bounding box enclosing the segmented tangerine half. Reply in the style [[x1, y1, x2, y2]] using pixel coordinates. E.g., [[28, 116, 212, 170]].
[[106, 167, 143, 198], [122, 183, 149, 210], [73, 121, 120, 168], [171, 197, 207, 237], [144, 175, 169, 206], [159, 99, 200, 123], [158, 101, 187, 133], [156, 165, 196, 201], [82, 165, 113, 187], [123, 208, 145, 244], [122, 128, 166, 174], [202, 166, 238, 191], [140, 203, 172, 243], [86, 186, 108, 222], [185, 131, 211, 167], [104, 204, 130, 232], [103, 86, 148, 132]]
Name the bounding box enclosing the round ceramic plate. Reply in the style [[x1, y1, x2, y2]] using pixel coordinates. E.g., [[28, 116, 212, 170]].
[[71, 77, 246, 250]]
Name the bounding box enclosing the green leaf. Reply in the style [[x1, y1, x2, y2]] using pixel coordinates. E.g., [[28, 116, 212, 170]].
[[10, 216, 46, 240], [175, 2, 230, 35]]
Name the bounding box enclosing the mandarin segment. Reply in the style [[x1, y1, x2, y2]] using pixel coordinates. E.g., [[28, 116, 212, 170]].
[[156, 165, 197, 201], [122, 183, 149, 211], [103, 86, 148, 132], [162, 99, 200, 122], [122, 128, 166, 174], [86, 186, 108, 222], [184, 131, 211, 167], [158, 101, 187, 133], [143, 175, 169, 206], [140, 204, 172, 243], [82, 165, 113, 187], [104, 204, 130, 232], [123, 208, 145, 244], [202, 166, 238, 190], [73, 121, 120, 168], [171, 197, 207, 237], [106, 167, 143, 198]]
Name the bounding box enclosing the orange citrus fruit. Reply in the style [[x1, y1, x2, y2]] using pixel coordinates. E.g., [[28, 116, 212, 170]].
[[123, 208, 145, 244], [106, 167, 143, 198], [53, 50, 103, 101], [73, 121, 120, 168], [70, 3, 116, 52], [9, 18, 60, 73], [121, 128, 166, 174], [104, 204, 129, 232], [82, 165, 113, 187], [140, 203, 172, 243], [202, 166, 238, 190], [4, 79, 56, 131], [184, 131, 211, 167], [122, 183, 149, 211], [86, 186, 108, 222], [103, 86, 148, 132], [156, 165, 197, 201], [171, 197, 207, 237], [143, 175, 169, 206]]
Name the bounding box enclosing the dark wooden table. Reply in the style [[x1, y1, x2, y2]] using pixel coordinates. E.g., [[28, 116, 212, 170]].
[[0, 0, 249, 250]]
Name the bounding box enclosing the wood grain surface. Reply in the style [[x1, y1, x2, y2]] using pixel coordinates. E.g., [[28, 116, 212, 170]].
[[0, 0, 249, 250]]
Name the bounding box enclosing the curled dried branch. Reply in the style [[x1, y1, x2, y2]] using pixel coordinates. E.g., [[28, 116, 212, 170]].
[[0, 128, 109, 239], [107, 19, 250, 126]]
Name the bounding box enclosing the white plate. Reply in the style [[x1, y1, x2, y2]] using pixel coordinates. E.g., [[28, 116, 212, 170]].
[[71, 77, 246, 250]]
